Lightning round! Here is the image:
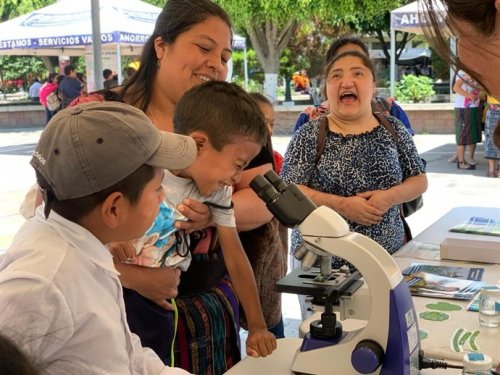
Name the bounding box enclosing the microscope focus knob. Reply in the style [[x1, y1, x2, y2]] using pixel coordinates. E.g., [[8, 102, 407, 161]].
[[351, 339, 384, 374]]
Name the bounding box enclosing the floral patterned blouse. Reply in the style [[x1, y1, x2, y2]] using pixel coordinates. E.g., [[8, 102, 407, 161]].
[[281, 116, 425, 268]]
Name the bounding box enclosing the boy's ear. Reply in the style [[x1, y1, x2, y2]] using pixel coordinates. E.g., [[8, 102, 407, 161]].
[[101, 192, 127, 229], [189, 131, 209, 152]]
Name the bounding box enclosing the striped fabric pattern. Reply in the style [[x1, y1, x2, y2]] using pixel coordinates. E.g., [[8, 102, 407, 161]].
[[174, 275, 241, 375], [455, 107, 482, 145]]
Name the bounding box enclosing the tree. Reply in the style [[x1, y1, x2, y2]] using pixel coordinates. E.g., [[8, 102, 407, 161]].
[[347, 0, 415, 64], [0, 0, 55, 22], [214, 0, 400, 100], [284, 19, 350, 86]]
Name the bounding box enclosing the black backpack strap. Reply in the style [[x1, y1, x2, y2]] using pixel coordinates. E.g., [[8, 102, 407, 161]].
[[315, 116, 328, 165], [375, 96, 391, 112]]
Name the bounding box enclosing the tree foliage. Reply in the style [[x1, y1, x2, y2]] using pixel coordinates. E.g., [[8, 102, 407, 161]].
[[0, 0, 55, 22], [213, 0, 401, 97], [0, 56, 46, 81], [346, 0, 415, 63]]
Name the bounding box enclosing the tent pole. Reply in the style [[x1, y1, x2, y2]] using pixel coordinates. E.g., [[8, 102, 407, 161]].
[[116, 44, 122, 84], [449, 37, 456, 102], [390, 28, 396, 97], [91, 0, 103, 90], [243, 45, 248, 91]]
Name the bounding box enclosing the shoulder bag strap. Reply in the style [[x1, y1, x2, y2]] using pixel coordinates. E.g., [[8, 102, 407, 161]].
[[315, 116, 328, 165], [373, 112, 398, 143]]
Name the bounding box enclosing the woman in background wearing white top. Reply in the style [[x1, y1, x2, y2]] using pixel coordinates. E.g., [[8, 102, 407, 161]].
[[452, 70, 482, 170]]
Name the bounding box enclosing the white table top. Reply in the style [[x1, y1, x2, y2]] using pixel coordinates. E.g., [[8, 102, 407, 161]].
[[227, 207, 500, 374]]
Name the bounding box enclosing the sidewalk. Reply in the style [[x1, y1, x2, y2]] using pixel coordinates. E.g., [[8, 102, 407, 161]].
[[1, 130, 500, 340]]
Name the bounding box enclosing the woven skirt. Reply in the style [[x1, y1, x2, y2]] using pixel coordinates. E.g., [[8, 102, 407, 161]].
[[484, 108, 500, 159], [174, 275, 241, 375], [454, 107, 482, 145]]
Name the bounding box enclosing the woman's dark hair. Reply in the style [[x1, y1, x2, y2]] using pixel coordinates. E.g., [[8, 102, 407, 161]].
[[174, 81, 267, 151], [325, 35, 370, 64], [420, 0, 496, 88], [46, 73, 58, 84], [36, 164, 155, 222], [118, 0, 233, 111], [0, 334, 39, 375], [324, 50, 376, 81]]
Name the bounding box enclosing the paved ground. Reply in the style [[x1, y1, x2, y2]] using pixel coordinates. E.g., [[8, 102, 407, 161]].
[[1, 129, 500, 344]]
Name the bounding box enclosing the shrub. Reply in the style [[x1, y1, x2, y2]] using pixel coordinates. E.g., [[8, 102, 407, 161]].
[[395, 74, 435, 103]]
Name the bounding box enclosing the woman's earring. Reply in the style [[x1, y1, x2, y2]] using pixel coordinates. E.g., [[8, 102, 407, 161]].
[[156, 60, 161, 69]]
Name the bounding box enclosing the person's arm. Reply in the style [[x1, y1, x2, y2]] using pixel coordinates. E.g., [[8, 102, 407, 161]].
[[296, 184, 384, 226], [0, 277, 72, 361], [114, 261, 180, 311], [217, 226, 276, 357], [453, 77, 476, 99], [387, 173, 427, 205], [232, 163, 274, 232], [356, 173, 427, 214], [356, 121, 427, 214]]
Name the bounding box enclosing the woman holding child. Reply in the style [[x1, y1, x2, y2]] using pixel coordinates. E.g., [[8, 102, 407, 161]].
[[94, 0, 283, 373], [281, 51, 427, 272]]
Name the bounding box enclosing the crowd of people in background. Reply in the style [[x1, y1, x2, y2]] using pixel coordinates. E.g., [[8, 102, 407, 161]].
[[13, 65, 138, 124]]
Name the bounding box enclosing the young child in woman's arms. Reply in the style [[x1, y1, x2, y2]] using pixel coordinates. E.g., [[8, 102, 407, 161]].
[[109, 81, 277, 357]]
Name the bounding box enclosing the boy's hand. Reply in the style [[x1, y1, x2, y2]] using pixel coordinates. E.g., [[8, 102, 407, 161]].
[[108, 241, 136, 263], [175, 199, 213, 233], [246, 328, 277, 358]]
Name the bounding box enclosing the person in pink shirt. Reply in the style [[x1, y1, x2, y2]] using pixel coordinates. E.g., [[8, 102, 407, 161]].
[[39, 73, 59, 123]]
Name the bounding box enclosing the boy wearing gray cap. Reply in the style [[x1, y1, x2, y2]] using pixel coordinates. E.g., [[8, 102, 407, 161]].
[[0, 102, 196, 374]]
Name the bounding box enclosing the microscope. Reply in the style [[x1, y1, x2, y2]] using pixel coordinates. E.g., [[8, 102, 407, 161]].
[[250, 171, 420, 374]]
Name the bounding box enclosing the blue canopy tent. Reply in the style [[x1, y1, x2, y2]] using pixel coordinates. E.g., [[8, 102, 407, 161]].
[[0, 0, 248, 90]]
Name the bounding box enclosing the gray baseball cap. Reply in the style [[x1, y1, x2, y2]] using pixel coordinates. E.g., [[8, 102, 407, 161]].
[[31, 101, 197, 200]]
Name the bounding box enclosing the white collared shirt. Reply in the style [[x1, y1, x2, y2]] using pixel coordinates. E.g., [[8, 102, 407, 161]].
[[0, 206, 190, 375]]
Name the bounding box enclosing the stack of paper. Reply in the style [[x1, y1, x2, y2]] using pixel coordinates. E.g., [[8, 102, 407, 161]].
[[440, 217, 500, 264]]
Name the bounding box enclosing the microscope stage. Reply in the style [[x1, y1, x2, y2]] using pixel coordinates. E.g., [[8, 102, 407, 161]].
[[277, 267, 363, 298]]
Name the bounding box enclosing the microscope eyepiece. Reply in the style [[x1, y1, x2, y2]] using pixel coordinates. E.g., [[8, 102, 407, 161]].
[[250, 171, 317, 228], [263, 170, 287, 192], [249, 175, 280, 205]]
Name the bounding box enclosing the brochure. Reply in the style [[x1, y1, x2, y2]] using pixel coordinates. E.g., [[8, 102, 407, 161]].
[[402, 263, 488, 301], [449, 216, 500, 237]]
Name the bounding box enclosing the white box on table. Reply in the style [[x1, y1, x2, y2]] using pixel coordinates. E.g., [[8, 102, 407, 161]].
[[440, 232, 500, 264]]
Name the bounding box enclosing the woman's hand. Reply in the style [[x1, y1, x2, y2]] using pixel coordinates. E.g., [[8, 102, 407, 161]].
[[338, 195, 384, 226], [246, 328, 277, 358], [108, 241, 136, 263], [175, 198, 212, 233], [356, 189, 395, 214]]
